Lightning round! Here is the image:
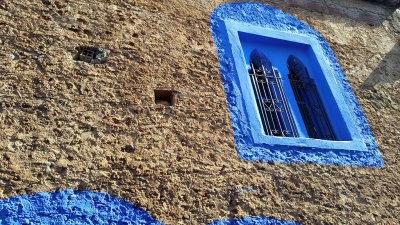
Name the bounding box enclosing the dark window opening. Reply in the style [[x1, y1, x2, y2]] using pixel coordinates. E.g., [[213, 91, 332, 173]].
[[248, 49, 298, 137], [154, 89, 177, 106], [287, 55, 336, 140]]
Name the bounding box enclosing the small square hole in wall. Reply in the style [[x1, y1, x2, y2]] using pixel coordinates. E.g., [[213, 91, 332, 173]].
[[154, 89, 177, 106], [73, 46, 109, 64]]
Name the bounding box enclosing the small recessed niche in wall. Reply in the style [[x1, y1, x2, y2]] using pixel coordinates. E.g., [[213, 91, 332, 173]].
[[73, 46, 109, 64], [210, 2, 384, 167], [154, 89, 178, 106]]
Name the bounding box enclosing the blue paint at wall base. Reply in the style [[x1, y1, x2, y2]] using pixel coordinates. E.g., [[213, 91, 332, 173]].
[[0, 190, 298, 224], [0, 190, 162, 225], [210, 2, 384, 167]]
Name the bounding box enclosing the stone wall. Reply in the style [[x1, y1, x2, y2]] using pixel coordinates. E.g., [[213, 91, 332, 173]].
[[0, 0, 399, 224]]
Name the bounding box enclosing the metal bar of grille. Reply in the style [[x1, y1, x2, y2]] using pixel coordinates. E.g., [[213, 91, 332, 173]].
[[250, 63, 274, 136], [260, 63, 284, 136], [269, 62, 298, 137], [248, 58, 298, 138], [254, 65, 279, 135]]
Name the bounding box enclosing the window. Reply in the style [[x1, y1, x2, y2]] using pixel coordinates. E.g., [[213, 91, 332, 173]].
[[247, 49, 337, 141], [248, 49, 297, 138], [238, 31, 351, 143], [287, 55, 336, 141], [210, 2, 383, 167]]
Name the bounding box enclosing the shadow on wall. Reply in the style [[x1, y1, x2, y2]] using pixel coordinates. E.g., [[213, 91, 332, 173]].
[[276, 0, 399, 27], [369, 0, 400, 7], [361, 41, 400, 89]]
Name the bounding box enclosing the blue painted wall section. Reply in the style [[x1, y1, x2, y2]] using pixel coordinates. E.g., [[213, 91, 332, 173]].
[[210, 2, 384, 167], [0, 190, 298, 224], [0, 190, 163, 225]]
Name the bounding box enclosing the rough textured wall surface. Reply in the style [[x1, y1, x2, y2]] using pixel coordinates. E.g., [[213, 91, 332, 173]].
[[0, 0, 399, 224]]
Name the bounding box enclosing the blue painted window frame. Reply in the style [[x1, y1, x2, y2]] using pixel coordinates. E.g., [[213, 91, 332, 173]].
[[210, 2, 384, 167], [226, 20, 364, 151]]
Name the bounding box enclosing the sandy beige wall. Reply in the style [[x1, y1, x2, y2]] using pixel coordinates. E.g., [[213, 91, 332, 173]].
[[0, 0, 399, 224]]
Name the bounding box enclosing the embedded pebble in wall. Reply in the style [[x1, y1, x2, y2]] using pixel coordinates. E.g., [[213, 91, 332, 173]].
[[8, 53, 18, 60], [392, 9, 400, 32]]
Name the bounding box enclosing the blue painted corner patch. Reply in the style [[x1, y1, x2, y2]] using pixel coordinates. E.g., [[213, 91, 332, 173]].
[[0, 190, 162, 225], [210, 2, 383, 167]]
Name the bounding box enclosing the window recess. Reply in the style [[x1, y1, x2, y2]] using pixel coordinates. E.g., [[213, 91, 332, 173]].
[[288, 55, 336, 140]]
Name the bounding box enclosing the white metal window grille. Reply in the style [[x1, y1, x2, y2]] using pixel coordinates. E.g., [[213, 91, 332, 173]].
[[248, 50, 298, 137]]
